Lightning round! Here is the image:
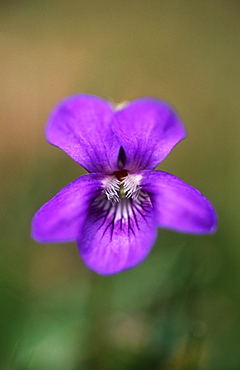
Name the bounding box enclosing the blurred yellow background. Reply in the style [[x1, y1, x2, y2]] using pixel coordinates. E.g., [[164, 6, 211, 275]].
[[1, 1, 240, 369]]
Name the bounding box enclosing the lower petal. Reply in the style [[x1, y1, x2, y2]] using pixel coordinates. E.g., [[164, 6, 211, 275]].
[[78, 192, 157, 275], [141, 170, 217, 234], [32, 174, 104, 243]]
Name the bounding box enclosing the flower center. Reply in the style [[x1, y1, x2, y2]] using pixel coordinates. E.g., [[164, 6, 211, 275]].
[[91, 173, 152, 240], [114, 169, 129, 181], [103, 172, 142, 203]]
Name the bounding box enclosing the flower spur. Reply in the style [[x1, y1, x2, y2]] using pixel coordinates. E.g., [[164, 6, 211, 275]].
[[32, 95, 217, 275]]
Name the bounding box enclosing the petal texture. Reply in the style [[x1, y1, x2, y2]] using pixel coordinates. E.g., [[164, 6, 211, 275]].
[[78, 191, 157, 275], [113, 98, 186, 171], [141, 170, 217, 234], [32, 174, 104, 243], [45, 95, 120, 173]]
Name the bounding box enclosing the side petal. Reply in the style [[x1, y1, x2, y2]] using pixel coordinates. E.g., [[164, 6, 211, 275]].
[[112, 98, 186, 171], [45, 94, 120, 173], [141, 170, 217, 234], [31, 174, 104, 243], [78, 192, 157, 275]]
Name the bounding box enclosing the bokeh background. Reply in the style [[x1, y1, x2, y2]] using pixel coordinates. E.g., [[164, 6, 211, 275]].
[[0, 1, 239, 369]]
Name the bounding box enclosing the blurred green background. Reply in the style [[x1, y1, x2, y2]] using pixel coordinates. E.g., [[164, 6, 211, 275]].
[[0, 1, 239, 369]]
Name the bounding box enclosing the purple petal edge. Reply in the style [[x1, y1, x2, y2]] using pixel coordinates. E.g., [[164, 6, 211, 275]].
[[140, 170, 217, 234], [31, 173, 104, 243], [113, 97, 186, 171], [45, 94, 120, 173]]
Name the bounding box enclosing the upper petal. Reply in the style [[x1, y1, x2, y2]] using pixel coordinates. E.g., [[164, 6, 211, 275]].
[[78, 191, 158, 275], [112, 98, 186, 171], [45, 94, 120, 173], [141, 170, 217, 234], [31, 173, 104, 243]]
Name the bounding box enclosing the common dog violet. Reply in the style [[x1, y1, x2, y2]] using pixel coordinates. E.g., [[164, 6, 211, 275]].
[[32, 95, 217, 275]]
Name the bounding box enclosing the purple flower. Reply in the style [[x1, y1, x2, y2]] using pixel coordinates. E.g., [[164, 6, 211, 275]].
[[32, 95, 217, 275]]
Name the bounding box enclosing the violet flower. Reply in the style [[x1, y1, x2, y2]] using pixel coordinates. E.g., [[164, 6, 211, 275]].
[[32, 95, 217, 275]]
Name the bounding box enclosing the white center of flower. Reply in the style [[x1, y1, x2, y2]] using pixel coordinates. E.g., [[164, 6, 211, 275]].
[[102, 173, 142, 204], [90, 173, 152, 236]]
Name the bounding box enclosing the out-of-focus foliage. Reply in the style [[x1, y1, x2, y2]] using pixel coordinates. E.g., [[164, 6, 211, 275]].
[[0, 1, 240, 369]]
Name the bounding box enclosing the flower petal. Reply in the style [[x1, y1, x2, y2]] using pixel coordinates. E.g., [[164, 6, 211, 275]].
[[78, 191, 157, 275], [31, 174, 104, 243], [141, 170, 217, 234], [112, 98, 186, 171], [45, 94, 120, 173]]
